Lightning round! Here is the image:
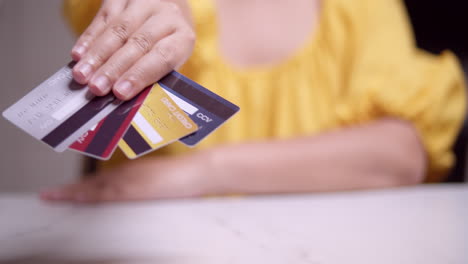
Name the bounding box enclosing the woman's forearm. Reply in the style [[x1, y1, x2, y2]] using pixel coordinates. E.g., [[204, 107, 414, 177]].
[[40, 119, 427, 202], [202, 118, 427, 195]]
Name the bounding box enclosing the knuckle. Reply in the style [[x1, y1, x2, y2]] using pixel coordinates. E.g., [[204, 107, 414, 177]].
[[164, 2, 181, 14], [101, 12, 111, 25], [88, 51, 106, 66], [129, 33, 152, 54], [184, 29, 196, 46], [128, 66, 147, 83], [110, 22, 130, 43], [154, 42, 177, 69], [101, 0, 117, 13], [164, 21, 178, 34], [80, 31, 93, 40], [98, 5, 113, 25], [102, 62, 123, 80], [78, 32, 94, 46]]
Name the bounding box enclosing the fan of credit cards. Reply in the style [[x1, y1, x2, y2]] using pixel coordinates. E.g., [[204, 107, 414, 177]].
[[2, 62, 240, 160]]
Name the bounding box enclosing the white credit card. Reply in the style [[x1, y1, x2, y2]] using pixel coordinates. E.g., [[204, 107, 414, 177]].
[[2, 62, 121, 152]]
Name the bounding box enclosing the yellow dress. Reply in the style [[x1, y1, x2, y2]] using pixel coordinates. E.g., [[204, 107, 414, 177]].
[[64, 0, 466, 182]]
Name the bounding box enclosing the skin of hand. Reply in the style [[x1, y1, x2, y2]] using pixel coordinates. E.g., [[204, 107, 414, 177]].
[[40, 153, 212, 203], [71, 0, 195, 100], [41, 118, 426, 203]]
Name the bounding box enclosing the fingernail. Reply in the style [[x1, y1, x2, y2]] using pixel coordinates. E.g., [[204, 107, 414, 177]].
[[91, 75, 111, 94], [114, 81, 133, 97], [76, 63, 93, 79], [72, 45, 86, 58]]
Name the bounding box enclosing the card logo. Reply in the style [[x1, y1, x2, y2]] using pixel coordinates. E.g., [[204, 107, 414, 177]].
[[46, 67, 72, 87], [161, 97, 194, 129], [196, 112, 212, 123]]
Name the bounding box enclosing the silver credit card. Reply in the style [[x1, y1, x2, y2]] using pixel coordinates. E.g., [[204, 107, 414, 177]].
[[2, 62, 121, 152]]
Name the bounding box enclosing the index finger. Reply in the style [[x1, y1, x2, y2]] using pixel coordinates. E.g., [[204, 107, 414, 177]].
[[71, 0, 128, 61]]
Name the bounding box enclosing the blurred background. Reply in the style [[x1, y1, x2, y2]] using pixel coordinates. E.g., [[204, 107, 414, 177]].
[[0, 0, 467, 192], [0, 0, 81, 192]]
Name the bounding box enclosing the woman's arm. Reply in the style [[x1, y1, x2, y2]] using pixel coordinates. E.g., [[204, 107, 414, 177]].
[[203, 118, 426, 195], [41, 118, 427, 203]]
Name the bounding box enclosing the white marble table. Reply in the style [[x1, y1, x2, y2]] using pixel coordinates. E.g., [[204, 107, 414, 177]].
[[0, 184, 467, 264]]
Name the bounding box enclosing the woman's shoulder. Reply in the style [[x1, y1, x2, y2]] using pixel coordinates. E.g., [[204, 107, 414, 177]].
[[326, 0, 408, 23]]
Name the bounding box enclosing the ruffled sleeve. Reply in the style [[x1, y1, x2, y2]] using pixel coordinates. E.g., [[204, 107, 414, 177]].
[[345, 0, 466, 181]]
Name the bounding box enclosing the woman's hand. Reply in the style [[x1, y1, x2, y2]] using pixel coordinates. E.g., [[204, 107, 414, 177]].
[[71, 0, 195, 100], [40, 153, 211, 203]]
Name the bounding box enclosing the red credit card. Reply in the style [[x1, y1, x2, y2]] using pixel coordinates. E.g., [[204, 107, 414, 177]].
[[69, 86, 151, 160]]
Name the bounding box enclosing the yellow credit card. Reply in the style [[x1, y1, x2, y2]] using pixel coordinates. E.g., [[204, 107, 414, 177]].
[[118, 84, 198, 159]]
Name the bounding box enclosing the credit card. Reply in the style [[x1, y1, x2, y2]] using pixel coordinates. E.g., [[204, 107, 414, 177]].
[[158, 71, 240, 146], [118, 85, 198, 159], [2, 62, 121, 152], [69, 86, 151, 160]]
